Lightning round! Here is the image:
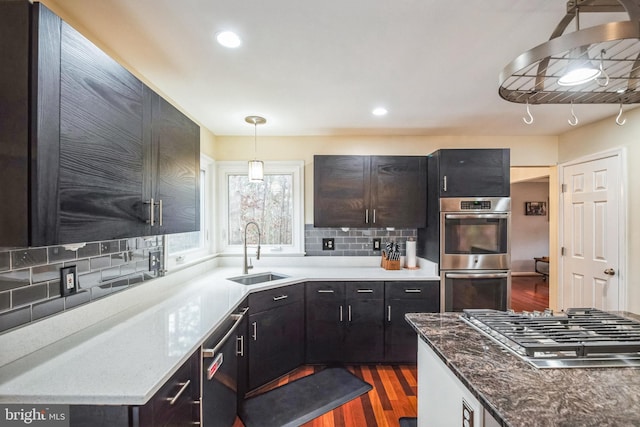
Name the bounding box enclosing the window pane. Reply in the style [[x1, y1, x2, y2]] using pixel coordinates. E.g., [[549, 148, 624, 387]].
[[228, 174, 293, 245]]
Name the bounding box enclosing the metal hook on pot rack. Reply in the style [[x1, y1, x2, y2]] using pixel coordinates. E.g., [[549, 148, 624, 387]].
[[616, 102, 627, 126], [568, 102, 579, 126], [523, 98, 534, 125], [596, 49, 610, 87]]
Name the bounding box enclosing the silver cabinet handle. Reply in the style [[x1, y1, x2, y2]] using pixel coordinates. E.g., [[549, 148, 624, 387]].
[[167, 380, 190, 406], [404, 289, 422, 293], [348, 305, 352, 322], [158, 199, 163, 226], [387, 305, 391, 322], [145, 198, 155, 225], [252, 321, 257, 341], [373, 209, 376, 224], [273, 295, 288, 301], [339, 305, 343, 322], [236, 335, 244, 357], [317, 289, 334, 293], [365, 209, 369, 223], [357, 289, 373, 293], [443, 175, 447, 192]]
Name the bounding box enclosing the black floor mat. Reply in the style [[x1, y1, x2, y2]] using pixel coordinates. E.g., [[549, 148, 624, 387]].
[[239, 367, 372, 427], [399, 417, 418, 427]]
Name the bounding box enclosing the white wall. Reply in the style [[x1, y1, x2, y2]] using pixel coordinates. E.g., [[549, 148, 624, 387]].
[[510, 182, 549, 273], [559, 107, 640, 313]]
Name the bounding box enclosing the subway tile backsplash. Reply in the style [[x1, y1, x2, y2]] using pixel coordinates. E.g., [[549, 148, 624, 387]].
[[304, 224, 416, 256], [0, 236, 163, 334]]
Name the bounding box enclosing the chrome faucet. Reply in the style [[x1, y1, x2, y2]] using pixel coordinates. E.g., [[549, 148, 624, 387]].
[[243, 221, 261, 274]]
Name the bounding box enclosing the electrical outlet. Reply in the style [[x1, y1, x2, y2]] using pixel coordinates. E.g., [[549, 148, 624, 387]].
[[60, 265, 77, 296], [462, 399, 474, 427], [322, 238, 335, 251], [373, 238, 381, 251], [149, 250, 161, 272]]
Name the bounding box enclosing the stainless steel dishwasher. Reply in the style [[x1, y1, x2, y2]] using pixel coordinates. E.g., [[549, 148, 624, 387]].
[[201, 306, 248, 427]]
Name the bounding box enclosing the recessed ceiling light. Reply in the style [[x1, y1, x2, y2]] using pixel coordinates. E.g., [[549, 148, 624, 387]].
[[216, 31, 241, 48], [372, 107, 388, 116]]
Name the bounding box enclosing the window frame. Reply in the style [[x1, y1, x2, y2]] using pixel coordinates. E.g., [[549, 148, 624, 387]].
[[216, 160, 305, 256], [165, 154, 216, 270]]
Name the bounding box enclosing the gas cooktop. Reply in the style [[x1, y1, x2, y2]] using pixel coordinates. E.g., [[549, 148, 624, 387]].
[[461, 308, 640, 368]]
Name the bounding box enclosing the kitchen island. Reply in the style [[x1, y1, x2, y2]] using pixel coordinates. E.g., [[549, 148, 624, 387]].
[[405, 312, 640, 427]]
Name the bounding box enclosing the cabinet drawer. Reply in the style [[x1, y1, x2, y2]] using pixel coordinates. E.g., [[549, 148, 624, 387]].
[[306, 282, 345, 300], [345, 281, 384, 299], [249, 284, 304, 313], [385, 281, 439, 300], [143, 352, 199, 425]]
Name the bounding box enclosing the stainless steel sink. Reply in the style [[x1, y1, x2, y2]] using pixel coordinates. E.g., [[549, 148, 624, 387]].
[[227, 272, 289, 286]]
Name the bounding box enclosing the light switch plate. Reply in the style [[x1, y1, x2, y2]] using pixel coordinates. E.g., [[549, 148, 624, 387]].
[[60, 265, 77, 296], [373, 238, 381, 251]]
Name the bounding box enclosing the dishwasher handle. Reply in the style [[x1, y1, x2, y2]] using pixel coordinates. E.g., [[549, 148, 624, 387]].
[[202, 307, 248, 359]]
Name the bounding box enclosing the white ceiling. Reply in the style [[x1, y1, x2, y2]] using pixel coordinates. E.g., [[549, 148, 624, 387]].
[[44, 0, 632, 137]]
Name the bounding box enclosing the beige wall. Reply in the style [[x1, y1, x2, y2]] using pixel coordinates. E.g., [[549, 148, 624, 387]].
[[216, 135, 559, 224], [559, 107, 640, 313]]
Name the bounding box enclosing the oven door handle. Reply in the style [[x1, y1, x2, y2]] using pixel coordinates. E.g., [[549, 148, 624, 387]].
[[445, 272, 509, 279], [444, 214, 509, 220]]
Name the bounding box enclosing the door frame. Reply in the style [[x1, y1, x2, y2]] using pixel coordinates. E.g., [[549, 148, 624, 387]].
[[558, 147, 628, 311]]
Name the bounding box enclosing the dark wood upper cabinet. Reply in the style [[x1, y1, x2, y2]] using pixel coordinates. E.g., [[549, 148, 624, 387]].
[[0, 1, 200, 247], [314, 155, 426, 228], [58, 21, 146, 244], [430, 149, 510, 197], [144, 91, 200, 235]]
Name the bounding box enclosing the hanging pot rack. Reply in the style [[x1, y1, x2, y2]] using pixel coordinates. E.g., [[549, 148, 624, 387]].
[[499, 0, 640, 105]]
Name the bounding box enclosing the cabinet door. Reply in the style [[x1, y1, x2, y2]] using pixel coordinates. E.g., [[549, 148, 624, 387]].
[[305, 282, 344, 363], [314, 155, 370, 227], [145, 91, 200, 235], [343, 298, 384, 363], [438, 149, 510, 197], [248, 302, 304, 390], [385, 299, 438, 363], [370, 156, 427, 228], [58, 22, 145, 244]]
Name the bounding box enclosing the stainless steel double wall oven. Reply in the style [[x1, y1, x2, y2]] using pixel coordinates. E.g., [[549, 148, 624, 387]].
[[439, 197, 511, 312]]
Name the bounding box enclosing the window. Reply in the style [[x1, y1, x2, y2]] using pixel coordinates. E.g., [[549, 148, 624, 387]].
[[166, 155, 215, 268], [217, 161, 304, 255]]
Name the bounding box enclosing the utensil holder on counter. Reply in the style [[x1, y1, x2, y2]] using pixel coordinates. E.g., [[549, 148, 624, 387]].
[[381, 253, 401, 270]]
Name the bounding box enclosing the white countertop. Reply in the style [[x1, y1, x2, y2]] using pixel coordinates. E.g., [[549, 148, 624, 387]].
[[0, 257, 438, 405]]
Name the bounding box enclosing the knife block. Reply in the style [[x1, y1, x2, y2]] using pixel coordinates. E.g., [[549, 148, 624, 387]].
[[381, 253, 401, 270]]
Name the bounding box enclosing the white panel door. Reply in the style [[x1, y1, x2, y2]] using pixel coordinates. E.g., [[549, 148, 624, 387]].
[[562, 156, 619, 311]]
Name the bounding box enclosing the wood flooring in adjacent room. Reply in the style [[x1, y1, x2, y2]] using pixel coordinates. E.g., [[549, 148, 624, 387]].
[[510, 274, 549, 312], [234, 364, 417, 427]]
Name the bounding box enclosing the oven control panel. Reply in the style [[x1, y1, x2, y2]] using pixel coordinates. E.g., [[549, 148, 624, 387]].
[[460, 200, 491, 210]]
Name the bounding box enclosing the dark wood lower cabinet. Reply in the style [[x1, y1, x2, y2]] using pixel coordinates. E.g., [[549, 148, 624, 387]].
[[247, 300, 305, 390], [343, 297, 384, 363], [384, 281, 440, 363], [305, 282, 384, 365], [69, 351, 200, 427]]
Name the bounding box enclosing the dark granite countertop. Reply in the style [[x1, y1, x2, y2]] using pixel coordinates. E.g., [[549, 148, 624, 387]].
[[405, 312, 640, 427]]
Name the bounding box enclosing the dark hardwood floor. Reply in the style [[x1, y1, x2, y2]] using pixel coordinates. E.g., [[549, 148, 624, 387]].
[[234, 364, 417, 427], [232, 276, 547, 426], [510, 274, 549, 312]]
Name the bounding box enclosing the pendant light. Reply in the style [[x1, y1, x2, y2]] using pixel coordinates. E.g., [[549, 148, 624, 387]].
[[245, 115, 266, 182]]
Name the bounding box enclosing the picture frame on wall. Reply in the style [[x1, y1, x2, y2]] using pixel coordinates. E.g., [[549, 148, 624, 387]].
[[525, 201, 547, 216]]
